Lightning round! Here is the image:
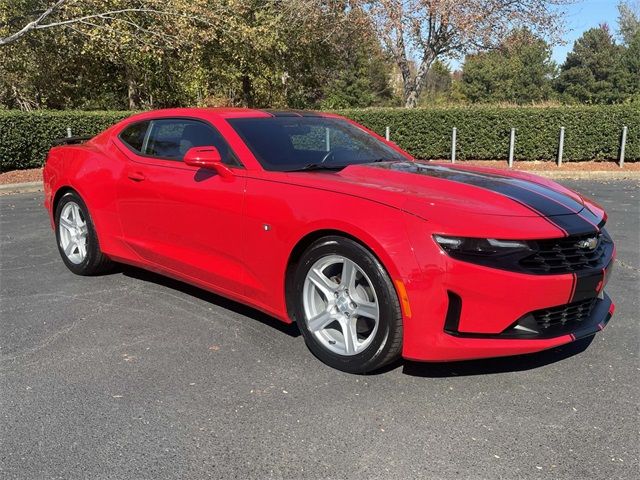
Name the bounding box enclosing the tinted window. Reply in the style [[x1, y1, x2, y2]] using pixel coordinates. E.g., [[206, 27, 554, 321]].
[[120, 118, 240, 166], [119, 121, 149, 152], [227, 117, 406, 171], [144, 119, 239, 165]]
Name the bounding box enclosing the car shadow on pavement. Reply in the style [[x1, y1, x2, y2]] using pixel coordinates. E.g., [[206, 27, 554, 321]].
[[119, 265, 301, 338], [108, 265, 595, 375], [399, 336, 595, 377]]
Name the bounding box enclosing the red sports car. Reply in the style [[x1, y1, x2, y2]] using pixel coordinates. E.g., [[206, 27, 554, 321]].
[[43, 108, 615, 373]]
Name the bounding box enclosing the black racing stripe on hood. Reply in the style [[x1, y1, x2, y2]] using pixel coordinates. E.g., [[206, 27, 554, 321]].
[[579, 202, 605, 230], [547, 214, 598, 237], [372, 162, 597, 236]]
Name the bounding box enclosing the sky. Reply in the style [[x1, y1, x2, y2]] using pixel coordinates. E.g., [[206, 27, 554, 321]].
[[552, 0, 623, 65]]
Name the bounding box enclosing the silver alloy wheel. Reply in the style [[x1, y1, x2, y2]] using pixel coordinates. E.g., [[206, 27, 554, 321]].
[[58, 201, 88, 265], [302, 255, 380, 356]]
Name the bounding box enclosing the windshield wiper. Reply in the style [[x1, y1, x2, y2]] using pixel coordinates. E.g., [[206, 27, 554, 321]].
[[365, 158, 392, 163], [286, 163, 346, 172], [286, 158, 391, 172]]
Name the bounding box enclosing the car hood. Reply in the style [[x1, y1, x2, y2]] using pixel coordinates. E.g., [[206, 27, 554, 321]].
[[282, 161, 586, 219]]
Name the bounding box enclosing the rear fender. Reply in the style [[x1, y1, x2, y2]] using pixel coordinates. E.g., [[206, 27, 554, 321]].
[[43, 144, 124, 256]]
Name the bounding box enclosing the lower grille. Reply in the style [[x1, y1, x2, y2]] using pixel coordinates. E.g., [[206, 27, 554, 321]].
[[445, 292, 611, 340], [531, 298, 597, 331]]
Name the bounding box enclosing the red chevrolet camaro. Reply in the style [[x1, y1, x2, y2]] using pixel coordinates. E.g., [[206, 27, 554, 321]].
[[43, 108, 615, 373]]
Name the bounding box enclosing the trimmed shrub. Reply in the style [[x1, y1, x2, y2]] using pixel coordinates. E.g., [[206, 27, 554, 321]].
[[338, 105, 639, 162], [0, 110, 131, 172], [0, 105, 637, 171]]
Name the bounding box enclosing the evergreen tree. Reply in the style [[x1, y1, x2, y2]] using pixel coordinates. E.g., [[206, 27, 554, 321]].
[[555, 25, 629, 104], [460, 29, 555, 104], [418, 61, 454, 105]]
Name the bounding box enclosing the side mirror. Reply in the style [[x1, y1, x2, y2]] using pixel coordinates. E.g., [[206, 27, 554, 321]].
[[184, 146, 233, 178]]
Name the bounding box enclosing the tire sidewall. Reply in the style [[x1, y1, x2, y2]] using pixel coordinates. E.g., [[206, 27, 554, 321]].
[[54, 192, 101, 275], [292, 236, 401, 373]]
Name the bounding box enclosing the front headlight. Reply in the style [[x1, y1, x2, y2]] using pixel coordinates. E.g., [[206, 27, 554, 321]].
[[433, 234, 532, 269], [434, 235, 530, 254]]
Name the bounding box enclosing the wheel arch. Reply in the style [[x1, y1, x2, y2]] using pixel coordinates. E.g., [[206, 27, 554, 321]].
[[52, 185, 78, 215], [51, 186, 107, 252], [284, 228, 406, 323]]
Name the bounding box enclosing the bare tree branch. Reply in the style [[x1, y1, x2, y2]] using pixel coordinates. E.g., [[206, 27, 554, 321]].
[[0, 0, 66, 46], [0, 4, 215, 47]]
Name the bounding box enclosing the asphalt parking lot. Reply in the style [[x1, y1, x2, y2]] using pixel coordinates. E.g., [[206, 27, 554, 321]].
[[1, 180, 638, 479]]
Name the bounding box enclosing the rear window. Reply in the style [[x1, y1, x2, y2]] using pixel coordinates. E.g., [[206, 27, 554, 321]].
[[119, 121, 149, 152]]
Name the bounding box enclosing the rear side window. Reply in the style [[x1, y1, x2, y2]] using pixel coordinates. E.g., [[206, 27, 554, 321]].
[[119, 121, 149, 152], [119, 118, 240, 166]]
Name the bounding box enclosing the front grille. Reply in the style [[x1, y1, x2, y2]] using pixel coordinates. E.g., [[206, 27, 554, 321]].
[[532, 298, 597, 330], [519, 231, 609, 274]]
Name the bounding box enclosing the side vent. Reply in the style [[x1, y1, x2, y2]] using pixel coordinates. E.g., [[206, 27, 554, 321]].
[[443, 291, 463, 333]]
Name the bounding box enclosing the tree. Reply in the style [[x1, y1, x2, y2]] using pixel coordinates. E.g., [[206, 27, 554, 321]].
[[0, 1, 216, 109], [618, 0, 640, 45], [0, 1, 395, 110], [555, 25, 629, 104], [461, 29, 556, 104], [620, 31, 640, 102], [417, 60, 453, 105], [195, 0, 382, 109], [320, 11, 396, 108], [357, 0, 564, 107]]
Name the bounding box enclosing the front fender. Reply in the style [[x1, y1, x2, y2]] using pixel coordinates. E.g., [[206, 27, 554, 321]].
[[242, 177, 422, 327]]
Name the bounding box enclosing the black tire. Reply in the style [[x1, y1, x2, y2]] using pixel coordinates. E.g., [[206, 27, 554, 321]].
[[292, 236, 403, 374], [54, 191, 113, 275]]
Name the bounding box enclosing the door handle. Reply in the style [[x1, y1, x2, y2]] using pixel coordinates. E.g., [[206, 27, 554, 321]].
[[127, 171, 146, 182]]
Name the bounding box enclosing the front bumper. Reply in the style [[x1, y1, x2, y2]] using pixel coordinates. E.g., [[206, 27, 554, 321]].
[[403, 291, 614, 362], [400, 218, 615, 362]]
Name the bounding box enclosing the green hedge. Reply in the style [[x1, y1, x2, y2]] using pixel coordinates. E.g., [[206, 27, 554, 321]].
[[339, 105, 639, 162], [0, 110, 131, 171], [0, 106, 638, 171]]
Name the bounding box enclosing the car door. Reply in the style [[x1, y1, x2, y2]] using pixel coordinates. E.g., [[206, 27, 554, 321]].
[[114, 117, 247, 296]]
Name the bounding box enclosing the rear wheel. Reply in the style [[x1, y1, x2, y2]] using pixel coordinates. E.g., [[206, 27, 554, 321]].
[[55, 191, 112, 275], [292, 236, 403, 373]]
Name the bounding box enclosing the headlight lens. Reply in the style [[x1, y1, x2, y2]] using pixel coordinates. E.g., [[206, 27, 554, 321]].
[[434, 235, 530, 253], [433, 235, 532, 265]]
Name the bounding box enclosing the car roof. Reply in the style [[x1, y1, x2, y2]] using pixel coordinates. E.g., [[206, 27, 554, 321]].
[[124, 107, 335, 122]]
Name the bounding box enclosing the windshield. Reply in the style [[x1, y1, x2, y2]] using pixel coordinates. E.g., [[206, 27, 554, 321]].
[[227, 116, 408, 171]]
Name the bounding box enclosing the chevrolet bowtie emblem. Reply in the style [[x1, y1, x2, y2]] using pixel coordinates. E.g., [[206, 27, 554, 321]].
[[576, 237, 598, 250]]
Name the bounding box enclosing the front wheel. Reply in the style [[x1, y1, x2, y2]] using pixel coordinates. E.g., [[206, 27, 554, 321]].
[[55, 191, 113, 275], [292, 236, 403, 374]]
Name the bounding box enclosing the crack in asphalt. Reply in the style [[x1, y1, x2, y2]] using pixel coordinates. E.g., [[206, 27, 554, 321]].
[[615, 259, 640, 273]]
